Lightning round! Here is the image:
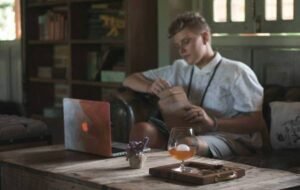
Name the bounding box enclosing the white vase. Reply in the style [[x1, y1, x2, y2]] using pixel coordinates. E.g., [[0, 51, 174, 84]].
[[128, 153, 147, 169]]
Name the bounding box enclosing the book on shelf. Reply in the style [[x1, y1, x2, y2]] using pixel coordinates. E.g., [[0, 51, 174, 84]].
[[101, 70, 125, 83], [91, 2, 123, 10], [86, 46, 124, 81], [86, 51, 99, 81], [87, 3, 125, 39], [37, 66, 52, 78], [90, 3, 109, 10], [54, 84, 70, 108], [53, 45, 68, 79], [38, 8, 67, 41]]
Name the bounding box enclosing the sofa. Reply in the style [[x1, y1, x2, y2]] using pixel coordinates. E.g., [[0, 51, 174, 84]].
[[106, 85, 300, 173], [0, 101, 51, 151]]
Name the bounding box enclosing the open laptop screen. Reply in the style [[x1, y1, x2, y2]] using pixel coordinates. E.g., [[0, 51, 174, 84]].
[[63, 98, 113, 156]]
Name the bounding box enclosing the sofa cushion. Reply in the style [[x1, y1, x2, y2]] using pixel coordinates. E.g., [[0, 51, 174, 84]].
[[0, 115, 49, 141], [270, 101, 300, 149]]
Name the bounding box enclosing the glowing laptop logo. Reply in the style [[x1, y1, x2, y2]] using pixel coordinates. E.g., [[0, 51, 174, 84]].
[[81, 121, 89, 133]]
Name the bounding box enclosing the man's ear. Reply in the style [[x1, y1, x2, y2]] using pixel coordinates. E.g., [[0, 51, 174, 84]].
[[201, 31, 210, 45]]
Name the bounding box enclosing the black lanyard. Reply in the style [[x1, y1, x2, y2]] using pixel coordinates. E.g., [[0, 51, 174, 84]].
[[187, 59, 222, 106]]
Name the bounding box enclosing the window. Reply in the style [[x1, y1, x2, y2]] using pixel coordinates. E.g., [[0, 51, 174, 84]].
[[203, 0, 300, 33], [281, 0, 294, 20], [0, 0, 20, 40], [265, 0, 277, 21], [213, 0, 245, 22], [265, 0, 294, 21], [231, 0, 245, 22], [213, 0, 227, 22]]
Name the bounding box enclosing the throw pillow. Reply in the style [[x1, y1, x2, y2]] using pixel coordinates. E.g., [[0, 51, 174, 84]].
[[270, 101, 300, 149]]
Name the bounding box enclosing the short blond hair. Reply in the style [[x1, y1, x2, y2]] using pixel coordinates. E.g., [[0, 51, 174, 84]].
[[168, 12, 210, 38]]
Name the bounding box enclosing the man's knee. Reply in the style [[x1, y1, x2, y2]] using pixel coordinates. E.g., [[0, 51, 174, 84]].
[[130, 122, 153, 139], [195, 137, 211, 157], [129, 122, 166, 149]]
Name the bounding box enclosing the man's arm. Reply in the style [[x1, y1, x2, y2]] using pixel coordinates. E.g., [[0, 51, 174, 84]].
[[123, 73, 151, 93], [184, 106, 266, 134], [123, 73, 172, 96], [217, 111, 267, 134], [218, 112, 270, 150]]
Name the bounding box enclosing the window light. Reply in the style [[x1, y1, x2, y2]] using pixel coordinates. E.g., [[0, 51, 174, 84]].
[[265, 0, 277, 21], [231, 0, 245, 22], [282, 0, 294, 20], [0, 0, 16, 40], [213, 0, 227, 22]]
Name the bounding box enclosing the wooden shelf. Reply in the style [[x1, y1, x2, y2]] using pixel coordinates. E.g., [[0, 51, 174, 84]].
[[70, 0, 109, 3], [71, 80, 121, 88], [71, 39, 124, 45], [22, 0, 158, 115], [29, 77, 68, 84], [28, 1, 68, 8], [28, 40, 68, 45]]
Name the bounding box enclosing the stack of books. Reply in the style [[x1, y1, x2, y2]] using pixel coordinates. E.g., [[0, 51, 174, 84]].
[[53, 45, 68, 79], [38, 8, 67, 41]]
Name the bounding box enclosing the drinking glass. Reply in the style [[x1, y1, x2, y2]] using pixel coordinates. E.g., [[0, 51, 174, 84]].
[[168, 127, 198, 172]]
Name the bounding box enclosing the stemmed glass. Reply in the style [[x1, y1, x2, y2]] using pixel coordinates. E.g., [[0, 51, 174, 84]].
[[168, 127, 198, 173]]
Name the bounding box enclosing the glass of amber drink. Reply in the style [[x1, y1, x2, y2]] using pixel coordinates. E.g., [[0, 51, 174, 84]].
[[168, 127, 198, 173]]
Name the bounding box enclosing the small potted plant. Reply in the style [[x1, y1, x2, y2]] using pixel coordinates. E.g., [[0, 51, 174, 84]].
[[126, 136, 149, 169]]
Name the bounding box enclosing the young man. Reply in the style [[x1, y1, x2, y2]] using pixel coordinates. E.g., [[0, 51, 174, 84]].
[[123, 12, 267, 158]]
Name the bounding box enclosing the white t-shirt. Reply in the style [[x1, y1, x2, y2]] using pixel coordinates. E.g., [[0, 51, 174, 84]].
[[143, 52, 264, 149]]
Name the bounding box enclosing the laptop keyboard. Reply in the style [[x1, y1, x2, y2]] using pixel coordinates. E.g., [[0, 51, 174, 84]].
[[112, 147, 126, 153]]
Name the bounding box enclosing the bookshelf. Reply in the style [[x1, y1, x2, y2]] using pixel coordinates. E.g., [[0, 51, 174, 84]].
[[22, 0, 158, 116]]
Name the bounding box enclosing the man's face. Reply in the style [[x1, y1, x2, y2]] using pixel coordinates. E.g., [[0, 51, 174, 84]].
[[173, 28, 207, 65]]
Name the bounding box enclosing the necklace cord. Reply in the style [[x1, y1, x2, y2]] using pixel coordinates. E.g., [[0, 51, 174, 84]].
[[187, 59, 222, 106]]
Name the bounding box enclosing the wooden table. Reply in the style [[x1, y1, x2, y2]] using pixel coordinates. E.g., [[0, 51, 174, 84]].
[[0, 145, 299, 190]]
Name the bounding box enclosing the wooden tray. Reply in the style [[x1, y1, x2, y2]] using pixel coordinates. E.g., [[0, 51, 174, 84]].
[[149, 161, 245, 185]]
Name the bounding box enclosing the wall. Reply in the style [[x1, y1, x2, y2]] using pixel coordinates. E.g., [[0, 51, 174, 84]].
[[0, 40, 22, 103], [213, 36, 300, 86], [157, 1, 170, 67]]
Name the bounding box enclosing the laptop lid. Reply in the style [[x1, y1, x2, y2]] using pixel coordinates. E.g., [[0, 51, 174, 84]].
[[63, 98, 126, 157]]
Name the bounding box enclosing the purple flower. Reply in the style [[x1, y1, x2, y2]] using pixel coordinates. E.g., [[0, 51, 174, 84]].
[[126, 136, 149, 159]]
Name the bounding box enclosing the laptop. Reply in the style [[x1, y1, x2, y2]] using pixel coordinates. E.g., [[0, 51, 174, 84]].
[[63, 98, 128, 157]]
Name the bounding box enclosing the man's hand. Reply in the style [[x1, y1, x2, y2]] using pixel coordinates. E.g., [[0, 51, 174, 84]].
[[147, 78, 171, 96], [183, 105, 215, 131]]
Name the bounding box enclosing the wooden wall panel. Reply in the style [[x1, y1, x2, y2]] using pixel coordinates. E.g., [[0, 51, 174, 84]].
[[253, 49, 300, 86], [215, 46, 300, 87]]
